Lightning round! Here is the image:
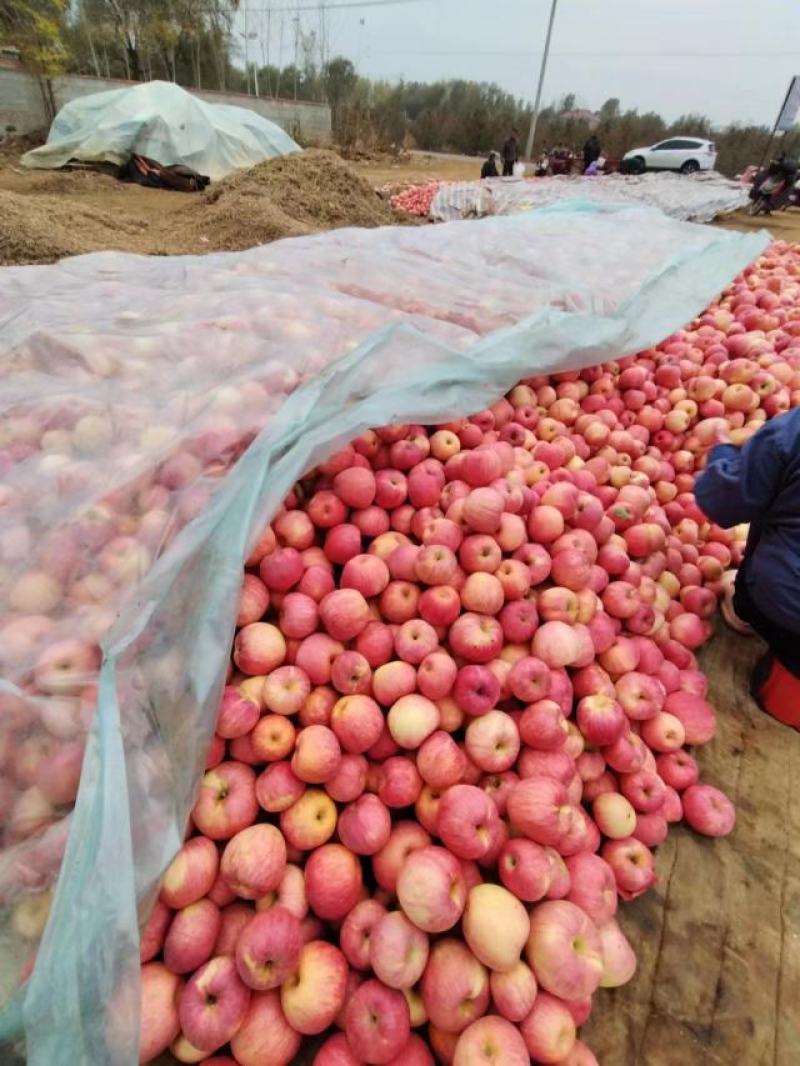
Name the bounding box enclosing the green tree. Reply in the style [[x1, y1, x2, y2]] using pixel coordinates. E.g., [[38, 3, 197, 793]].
[[0, 0, 68, 74], [599, 97, 620, 123], [66, 0, 239, 88], [323, 56, 355, 107], [558, 92, 576, 113]]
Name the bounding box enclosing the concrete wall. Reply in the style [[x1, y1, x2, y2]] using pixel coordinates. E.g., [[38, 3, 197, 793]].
[[0, 68, 331, 143], [0, 65, 49, 135]]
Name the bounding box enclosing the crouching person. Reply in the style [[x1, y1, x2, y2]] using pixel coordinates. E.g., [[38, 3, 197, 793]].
[[695, 407, 800, 728]]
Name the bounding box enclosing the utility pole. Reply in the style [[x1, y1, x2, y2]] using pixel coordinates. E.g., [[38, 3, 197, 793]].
[[293, 14, 301, 101], [262, 5, 272, 97], [244, 0, 251, 94], [525, 0, 559, 160]]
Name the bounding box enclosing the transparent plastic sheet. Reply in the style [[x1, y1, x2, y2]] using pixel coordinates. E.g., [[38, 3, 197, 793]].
[[21, 80, 300, 181], [431, 171, 750, 224], [0, 205, 768, 1064]]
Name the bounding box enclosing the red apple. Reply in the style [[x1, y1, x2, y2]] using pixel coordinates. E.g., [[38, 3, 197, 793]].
[[682, 783, 736, 837], [280, 940, 348, 1034], [280, 788, 338, 851], [396, 845, 466, 933], [139, 963, 182, 1063], [305, 843, 363, 921], [164, 899, 221, 975], [340, 898, 388, 970], [421, 938, 490, 1034], [526, 900, 603, 1001], [489, 960, 538, 1022], [345, 978, 411, 1064], [370, 909, 430, 989], [437, 784, 500, 861], [160, 837, 220, 909], [230, 990, 301, 1066], [373, 821, 432, 894], [520, 991, 576, 1063], [235, 906, 302, 991], [221, 824, 286, 900], [178, 956, 251, 1053], [454, 1015, 529, 1065], [192, 763, 258, 841]]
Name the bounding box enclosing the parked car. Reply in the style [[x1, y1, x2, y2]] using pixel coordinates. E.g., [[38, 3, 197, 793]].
[[622, 138, 717, 175]]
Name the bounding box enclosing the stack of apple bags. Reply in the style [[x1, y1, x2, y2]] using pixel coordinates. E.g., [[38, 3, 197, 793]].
[[137, 245, 800, 1066]]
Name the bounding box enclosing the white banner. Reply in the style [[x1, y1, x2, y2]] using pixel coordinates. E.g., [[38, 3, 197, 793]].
[[776, 75, 800, 132]]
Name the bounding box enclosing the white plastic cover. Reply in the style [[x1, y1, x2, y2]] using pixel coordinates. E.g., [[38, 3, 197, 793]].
[[432, 171, 750, 224], [21, 81, 300, 181]]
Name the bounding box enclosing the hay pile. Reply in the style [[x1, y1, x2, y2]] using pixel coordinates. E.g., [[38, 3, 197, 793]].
[[0, 189, 179, 265], [12, 168, 123, 196], [187, 149, 398, 250], [0, 150, 400, 265]]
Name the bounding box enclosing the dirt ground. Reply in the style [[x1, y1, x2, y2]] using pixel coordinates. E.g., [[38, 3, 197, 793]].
[[0, 150, 402, 264], [583, 625, 800, 1065], [714, 206, 800, 241], [354, 151, 481, 187], [0, 160, 189, 259]]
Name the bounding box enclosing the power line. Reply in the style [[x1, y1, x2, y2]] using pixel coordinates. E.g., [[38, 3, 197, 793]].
[[234, 0, 430, 12], [369, 49, 800, 58]]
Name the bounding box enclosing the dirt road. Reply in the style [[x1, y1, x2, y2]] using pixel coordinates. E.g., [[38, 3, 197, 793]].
[[714, 204, 800, 241], [353, 151, 481, 187]]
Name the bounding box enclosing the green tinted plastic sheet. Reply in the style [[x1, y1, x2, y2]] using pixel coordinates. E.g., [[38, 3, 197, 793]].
[[22, 80, 300, 180]]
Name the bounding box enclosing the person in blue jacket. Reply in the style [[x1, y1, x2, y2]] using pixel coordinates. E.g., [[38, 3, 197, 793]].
[[695, 406, 800, 728]]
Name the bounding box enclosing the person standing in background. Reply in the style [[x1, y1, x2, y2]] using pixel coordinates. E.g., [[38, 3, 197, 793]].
[[502, 129, 519, 177], [583, 133, 602, 174]]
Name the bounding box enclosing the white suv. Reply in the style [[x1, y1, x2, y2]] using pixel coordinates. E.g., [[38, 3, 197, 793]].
[[623, 138, 717, 175]]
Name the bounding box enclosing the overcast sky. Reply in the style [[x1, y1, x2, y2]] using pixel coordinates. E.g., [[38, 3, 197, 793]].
[[240, 0, 800, 128]]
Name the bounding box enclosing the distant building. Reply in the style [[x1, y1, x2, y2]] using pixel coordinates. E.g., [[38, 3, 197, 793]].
[[559, 108, 600, 130]]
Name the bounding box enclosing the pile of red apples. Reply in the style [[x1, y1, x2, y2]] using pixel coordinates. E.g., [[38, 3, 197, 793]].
[[390, 182, 445, 217], [134, 242, 800, 1066], [2, 240, 800, 1063]]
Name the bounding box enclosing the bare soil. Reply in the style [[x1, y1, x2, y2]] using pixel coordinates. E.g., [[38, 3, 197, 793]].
[[353, 151, 482, 189], [714, 205, 800, 241], [0, 150, 400, 265]]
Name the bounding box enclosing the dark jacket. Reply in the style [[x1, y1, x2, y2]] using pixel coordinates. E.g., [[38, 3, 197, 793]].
[[695, 407, 800, 635], [481, 156, 498, 179], [583, 136, 601, 169], [502, 135, 519, 164]]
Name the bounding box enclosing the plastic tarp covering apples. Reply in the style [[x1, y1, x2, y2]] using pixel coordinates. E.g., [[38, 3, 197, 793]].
[[21, 80, 300, 181], [431, 172, 751, 225], [0, 205, 767, 1064]]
